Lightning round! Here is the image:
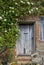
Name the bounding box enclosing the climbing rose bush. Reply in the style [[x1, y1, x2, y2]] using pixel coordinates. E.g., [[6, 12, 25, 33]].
[[0, 0, 44, 49]]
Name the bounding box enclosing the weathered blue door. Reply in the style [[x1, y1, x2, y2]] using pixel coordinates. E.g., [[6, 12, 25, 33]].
[[16, 25, 34, 55]]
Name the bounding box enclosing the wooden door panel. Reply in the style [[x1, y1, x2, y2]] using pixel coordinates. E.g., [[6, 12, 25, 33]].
[[17, 25, 34, 55]]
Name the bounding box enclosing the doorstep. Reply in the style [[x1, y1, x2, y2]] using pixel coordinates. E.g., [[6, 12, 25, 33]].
[[16, 55, 31, 64]]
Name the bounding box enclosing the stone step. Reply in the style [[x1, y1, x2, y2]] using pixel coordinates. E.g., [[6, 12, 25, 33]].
[[16, 55, 31, 64]]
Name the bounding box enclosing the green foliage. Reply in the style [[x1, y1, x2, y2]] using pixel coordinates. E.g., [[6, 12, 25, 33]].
[[8, 51, 13, 62], [0, 0, 44, 50], [10, 61, 17, 65]]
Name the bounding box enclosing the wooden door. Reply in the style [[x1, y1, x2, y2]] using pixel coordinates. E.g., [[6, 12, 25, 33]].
[[16, 25, 34, 55]]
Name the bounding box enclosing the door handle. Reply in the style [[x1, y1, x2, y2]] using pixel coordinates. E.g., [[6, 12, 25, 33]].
[[32, 37, 34, 40], [24, 48, 25, 54]]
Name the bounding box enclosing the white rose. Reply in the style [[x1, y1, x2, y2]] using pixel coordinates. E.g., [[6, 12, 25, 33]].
[[16, 34, 18, 36], [15, 2, 18, 5], [9, 7, 12, 9], [21, 1, 25, 4], [27, 2, 30, 5], [2, 15, 4, 17], [0, 37, 2, 39], [21, 1, 24, 3], [12, 7, 14, 9], [11, 23, 13, 25], [18, 29, 20, 32], [5, 30, 7, 32], [16, 18, 18, 21], [31, 9, 33, 11], [0, 16, 2, 20], [29, 11, 31, 14], [31, 2, 34, 5], [16, 14, 18, 16], [12, 11, 14, 13], [9, 28, 11, 31], [13, 0, 15, 1], [4, 19, 7, 21], [9, 10, 11, 13], [36, 8, 38, 10]]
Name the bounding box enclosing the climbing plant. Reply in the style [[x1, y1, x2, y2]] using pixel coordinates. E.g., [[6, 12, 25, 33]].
[[0, 0, 44, 65], [0, 0, 44, 50]]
